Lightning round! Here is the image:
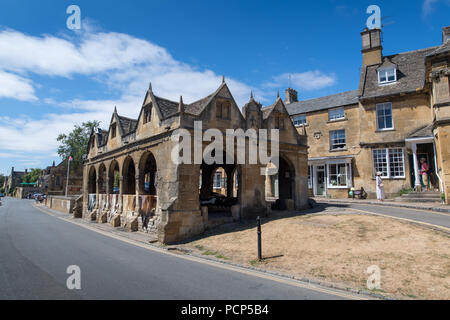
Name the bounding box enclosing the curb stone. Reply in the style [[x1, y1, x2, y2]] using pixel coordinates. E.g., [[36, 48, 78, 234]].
[[315, 199, 450, 214]]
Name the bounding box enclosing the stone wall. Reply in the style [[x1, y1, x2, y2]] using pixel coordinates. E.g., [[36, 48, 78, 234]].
[[46, 196, 76, 214]]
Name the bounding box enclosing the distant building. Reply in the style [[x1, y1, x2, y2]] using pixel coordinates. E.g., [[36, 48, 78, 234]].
[[4, 167, 26, 195], [37, 160, 83, 196]]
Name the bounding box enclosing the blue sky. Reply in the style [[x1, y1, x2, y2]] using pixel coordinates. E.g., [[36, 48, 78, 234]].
[[0, 0, 449, 175]]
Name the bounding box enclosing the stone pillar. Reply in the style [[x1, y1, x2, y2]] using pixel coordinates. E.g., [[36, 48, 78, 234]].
[[118, 177, 123, 214], [412, 143, 422, 190], [135, 174, 141, 213], [94, 178, 100, 209], [105, 172, 110, 210]]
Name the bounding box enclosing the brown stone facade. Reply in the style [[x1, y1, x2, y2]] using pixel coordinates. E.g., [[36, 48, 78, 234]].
[[83, 82, 308, 243], [287, 26, 450, 202]]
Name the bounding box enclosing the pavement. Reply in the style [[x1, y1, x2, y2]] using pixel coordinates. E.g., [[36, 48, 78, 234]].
[[313, 197, 450, 214], [0, 197, 367, 300]]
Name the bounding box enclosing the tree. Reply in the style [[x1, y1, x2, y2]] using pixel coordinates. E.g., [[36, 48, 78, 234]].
[[57, 121, 100, 171], [0, 174, 4, 187], [23, 169, 42, 183]]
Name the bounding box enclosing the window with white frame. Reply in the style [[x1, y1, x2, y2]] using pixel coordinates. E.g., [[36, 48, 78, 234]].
[[330, 129, 346, 150], [378, 67, 397, 84], [327, 163, 351, 188], [372, 148, 405, 178], [328, 107, 345, 121], [376, 102, 393, 130], [293, 114, 307, 127]]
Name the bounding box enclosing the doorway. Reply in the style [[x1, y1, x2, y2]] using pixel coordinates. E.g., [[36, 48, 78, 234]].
[[315, 165, 326, 196]]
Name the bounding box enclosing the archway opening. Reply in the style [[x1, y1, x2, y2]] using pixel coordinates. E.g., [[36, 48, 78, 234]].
[[98, 164, 107, 194], [87, 166, 97, 212], [139, 152, 157, 196], [108, 161, 120, 194], [265, 156, 295, 210], [199, 151, 240, 217], [123, 157, 136, 195]]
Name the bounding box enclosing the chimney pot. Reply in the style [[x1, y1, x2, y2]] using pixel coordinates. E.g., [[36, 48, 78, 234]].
[[443, 26, 450, 44], [285, 88, 298, 104]]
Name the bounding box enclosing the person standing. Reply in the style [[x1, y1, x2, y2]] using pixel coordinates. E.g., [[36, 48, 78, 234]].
[[376, 172, 385, 202], [419, 158, 430, 192]]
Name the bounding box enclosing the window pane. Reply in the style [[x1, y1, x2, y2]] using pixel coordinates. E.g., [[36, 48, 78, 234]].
[[373, 149, 388, 177], [389, 148, 404, 178], [377, 103, 393, 129], [329, 108, 344, 121], [330, 130, 346, 150]]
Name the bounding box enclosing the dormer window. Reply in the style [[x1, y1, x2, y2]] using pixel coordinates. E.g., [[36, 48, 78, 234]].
[[143, 106, 152, 124], [111, 124, 117, 138], [216, 100, 231, 120], [378, 67, 397, 84]]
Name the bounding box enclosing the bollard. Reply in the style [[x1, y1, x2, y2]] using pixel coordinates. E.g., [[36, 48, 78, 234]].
[[257, 216, 262, 261]]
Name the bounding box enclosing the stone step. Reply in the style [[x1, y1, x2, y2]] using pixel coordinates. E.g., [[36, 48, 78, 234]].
[[394, 197, 442, 203], [401, 192, 441, 199]]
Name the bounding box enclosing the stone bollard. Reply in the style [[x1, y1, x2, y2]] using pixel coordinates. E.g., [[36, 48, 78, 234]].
[[285, 199, 295, 211], [201, 206, 208, 224], [231, 205, 240, 221], [111, 214, 121, 227]]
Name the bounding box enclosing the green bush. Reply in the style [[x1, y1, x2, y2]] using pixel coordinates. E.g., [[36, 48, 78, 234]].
[[399, 188, 413, 196], [441, 193, 446, 202]]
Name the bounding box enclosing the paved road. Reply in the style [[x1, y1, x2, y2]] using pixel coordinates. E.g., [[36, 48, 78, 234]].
[[0, 198, 353, 300], [317, 201, 450, 229]]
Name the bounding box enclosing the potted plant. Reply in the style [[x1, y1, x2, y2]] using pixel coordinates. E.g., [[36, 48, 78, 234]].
[[441, 193, 446, 204]]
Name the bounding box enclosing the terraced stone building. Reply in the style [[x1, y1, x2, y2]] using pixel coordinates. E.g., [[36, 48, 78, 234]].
[[284, 26, 450, 202]]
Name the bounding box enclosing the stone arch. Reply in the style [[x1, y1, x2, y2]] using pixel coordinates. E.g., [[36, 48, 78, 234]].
[[98, 163, 107, 194], [199, 149, 241, 214], [122, 156, 136, 195], [138, 151, 158, 196], [108, 160, 120, 194], [266, 155, 296, 201], [88, 166, 97, 194]]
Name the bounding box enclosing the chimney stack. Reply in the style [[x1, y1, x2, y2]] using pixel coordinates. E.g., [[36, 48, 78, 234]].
[[443, 26, 450, 44], [285, 88, 298, 104], [361, 28, 383, 66]]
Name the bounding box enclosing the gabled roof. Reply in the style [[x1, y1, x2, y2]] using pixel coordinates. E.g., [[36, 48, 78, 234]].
[[117, 115, 138, 136], [360, 46, 439, 100], [153, 96, 179, 119], [184, 82, 230, 116], [284, 90, 359, 116], [184, 93, 215, 115]]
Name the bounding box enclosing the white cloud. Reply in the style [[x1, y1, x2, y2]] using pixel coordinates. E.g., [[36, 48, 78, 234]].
[[422, 0, 450, 16], [266, 71, 336, 91], [0, 71, 37, 101], [0, 27, 337, 173]]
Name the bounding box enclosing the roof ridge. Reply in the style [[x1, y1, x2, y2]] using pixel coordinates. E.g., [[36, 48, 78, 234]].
[[384, 45, 440, 58]]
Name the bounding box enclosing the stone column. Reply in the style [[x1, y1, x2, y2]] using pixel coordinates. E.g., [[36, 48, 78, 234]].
[[94, 178, 100, 210], [105, 172, 110, 210], [118, 177, 123, 214], [412, 143, 421, 190], [135, 174, 141, 213]]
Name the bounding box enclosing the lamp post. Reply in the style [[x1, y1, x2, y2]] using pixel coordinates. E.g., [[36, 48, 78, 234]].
[[65, 156, 73, 197]]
